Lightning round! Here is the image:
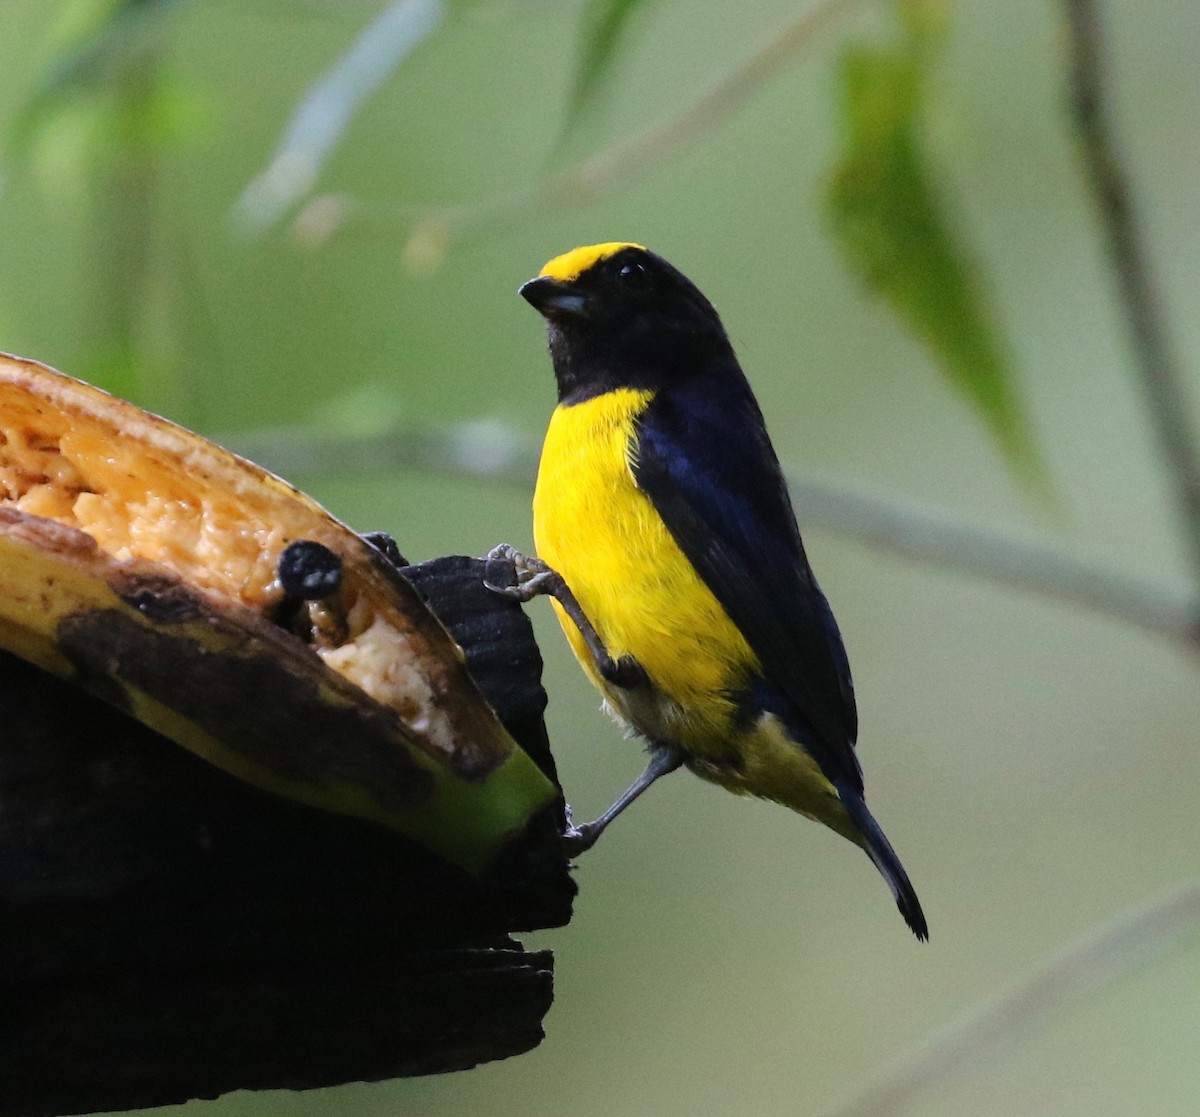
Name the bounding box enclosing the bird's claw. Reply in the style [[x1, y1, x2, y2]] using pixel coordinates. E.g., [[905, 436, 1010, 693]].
[[561, 820, 600, 857], [483, 543, 560, 601], [486, 547, 648, 689]]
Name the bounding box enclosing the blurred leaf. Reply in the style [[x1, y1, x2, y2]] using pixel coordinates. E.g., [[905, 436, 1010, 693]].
[[4, 0, 197, 409], [231, 0, 447, 237], [21, 96, 109, 202], [10, 0, 182, 158], [563, 0, 654, 132], [827, 0, 1044, 482]]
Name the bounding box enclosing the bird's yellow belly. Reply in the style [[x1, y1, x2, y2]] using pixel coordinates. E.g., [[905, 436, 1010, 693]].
[[532, 390, 757, 758]]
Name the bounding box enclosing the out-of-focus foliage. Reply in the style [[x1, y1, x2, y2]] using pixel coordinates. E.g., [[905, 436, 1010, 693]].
[[7, 0, 198, 405], [10, 0, 185, 171], [562, 0, 656, 132], [828, 0, 1041, 482], [233, 0, 447, 236]]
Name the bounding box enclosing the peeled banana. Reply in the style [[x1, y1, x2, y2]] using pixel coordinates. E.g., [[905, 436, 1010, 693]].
[[0, 352, 558, 871]]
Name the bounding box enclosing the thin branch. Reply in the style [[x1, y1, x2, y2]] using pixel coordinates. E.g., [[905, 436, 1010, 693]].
[[1063, 0, 1200, 581], [536, 0, 868, 207], [232, 0, 446, 236], [787, 473, 1199, 647], [288, 0, 870, 249], [224, 420, 1200, 650], [820, 879, 1200, 1117]]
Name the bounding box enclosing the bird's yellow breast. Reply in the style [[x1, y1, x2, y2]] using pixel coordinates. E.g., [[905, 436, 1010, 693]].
[[532, 389, 757, 756]]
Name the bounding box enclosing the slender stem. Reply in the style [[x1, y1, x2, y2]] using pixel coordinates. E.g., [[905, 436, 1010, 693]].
[[820, 879, 1200, 1117], [539, 0, 868, 207], [1063, 0, 1200, 581], [789, 473, 1200, 649], [234, 0, 447, 235], [223, 421, 1200, 651], [290, 0, 870, 246]]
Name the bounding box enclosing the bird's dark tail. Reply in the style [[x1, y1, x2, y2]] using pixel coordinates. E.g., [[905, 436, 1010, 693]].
[[835, 779, 928, 941]]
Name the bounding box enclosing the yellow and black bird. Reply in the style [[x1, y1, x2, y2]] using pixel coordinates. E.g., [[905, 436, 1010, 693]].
[[511, 242, 926, 939]]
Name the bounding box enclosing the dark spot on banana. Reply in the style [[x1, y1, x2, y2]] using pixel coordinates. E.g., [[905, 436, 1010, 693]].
[[57, 609, 436, 809], [111, 571, 207, 623]]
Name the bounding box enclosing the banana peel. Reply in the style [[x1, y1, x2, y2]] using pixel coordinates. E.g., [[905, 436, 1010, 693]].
[[0, 353, 559, 872]]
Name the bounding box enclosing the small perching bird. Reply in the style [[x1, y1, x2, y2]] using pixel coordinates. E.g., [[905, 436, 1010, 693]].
[[501, 242, 926, 940]]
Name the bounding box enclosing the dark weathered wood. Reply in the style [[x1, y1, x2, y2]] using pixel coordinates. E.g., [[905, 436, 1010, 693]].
[[402, 553, 559, 786], [0, 556, 573, 1116], [2, 950, 555, 1116]]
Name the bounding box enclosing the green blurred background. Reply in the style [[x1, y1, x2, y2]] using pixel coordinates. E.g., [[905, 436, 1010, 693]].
[[2, 0, 1199, 1113]]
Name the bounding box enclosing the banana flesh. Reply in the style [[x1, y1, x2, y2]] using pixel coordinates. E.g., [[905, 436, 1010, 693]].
[[0, 353, 558, 870]]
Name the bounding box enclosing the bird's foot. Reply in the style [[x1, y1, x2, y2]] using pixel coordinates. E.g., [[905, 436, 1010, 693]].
[[484, 544, 647, 690], [483, 543, 561, 601], [561, 810, 601, 857]]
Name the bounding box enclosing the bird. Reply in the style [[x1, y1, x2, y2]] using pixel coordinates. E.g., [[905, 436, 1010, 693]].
[[511, 241, 927, 939]]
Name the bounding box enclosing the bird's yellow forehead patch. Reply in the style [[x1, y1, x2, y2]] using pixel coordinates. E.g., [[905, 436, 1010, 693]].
[[539, 242, 646, 282]]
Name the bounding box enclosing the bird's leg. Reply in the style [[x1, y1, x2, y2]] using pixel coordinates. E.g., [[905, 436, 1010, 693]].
[[562, 743, 684, 855], [484, 543, 648, 689]]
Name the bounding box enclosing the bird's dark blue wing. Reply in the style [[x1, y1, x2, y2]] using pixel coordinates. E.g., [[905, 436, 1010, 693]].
[[632, 379, 862, 792]]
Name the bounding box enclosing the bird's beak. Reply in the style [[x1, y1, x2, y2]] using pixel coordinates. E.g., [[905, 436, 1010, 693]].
[[519, 275, 589, 319]]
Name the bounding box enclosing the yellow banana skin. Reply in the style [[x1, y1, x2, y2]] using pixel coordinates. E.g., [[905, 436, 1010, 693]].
[[0, 354, 558, 871]]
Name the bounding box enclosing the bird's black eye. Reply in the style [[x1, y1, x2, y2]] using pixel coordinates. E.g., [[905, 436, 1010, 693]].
[[617, 260, 650, 289]]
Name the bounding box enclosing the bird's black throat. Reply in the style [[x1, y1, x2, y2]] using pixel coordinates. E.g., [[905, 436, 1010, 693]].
[[546, 319, 739, 407]]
